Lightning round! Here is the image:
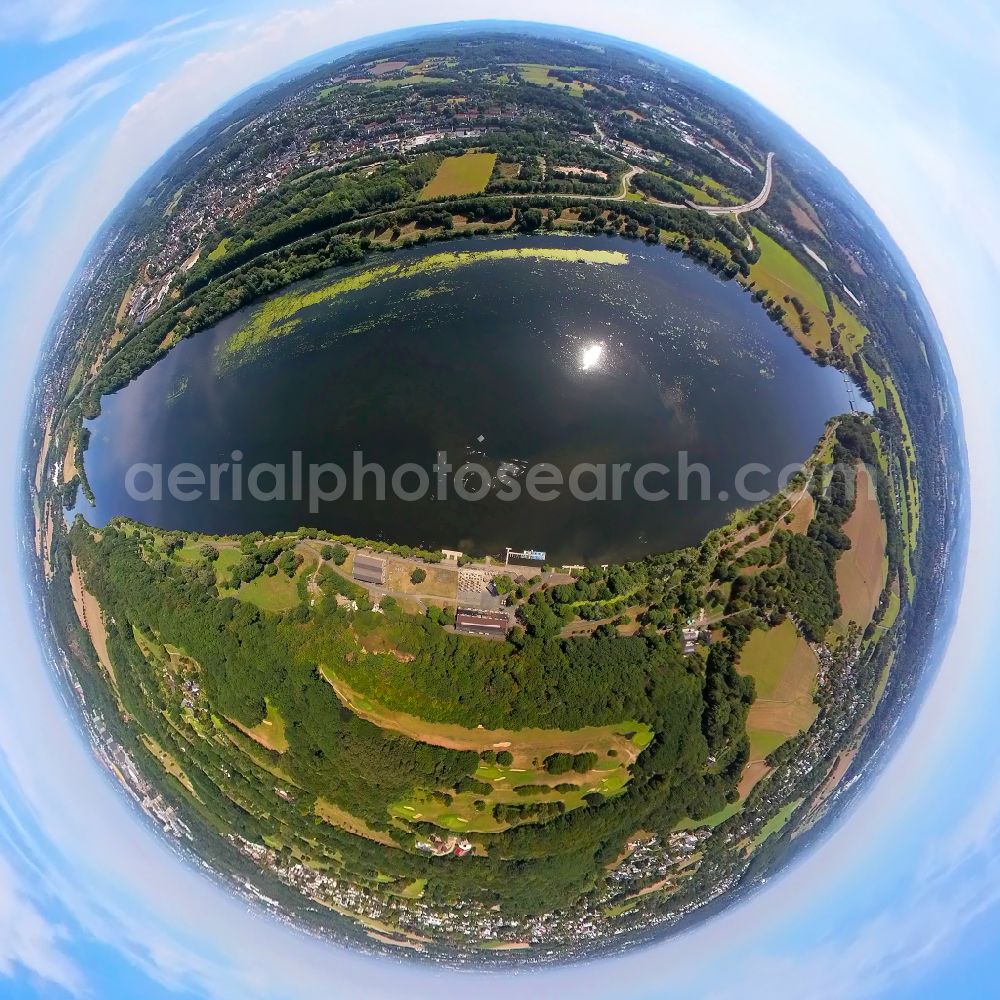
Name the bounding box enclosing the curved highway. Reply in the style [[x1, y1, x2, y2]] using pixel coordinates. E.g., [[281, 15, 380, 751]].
[[696, 151, 774, 216]]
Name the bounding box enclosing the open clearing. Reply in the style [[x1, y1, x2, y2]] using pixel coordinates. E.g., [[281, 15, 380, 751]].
[[420, 151, 498, 199], [70, 556, 115, 684], [751, 797, 803, 850], [62, 438, 78, 483], [737, 619, 819, 738], [785, 492, 815, 535], [34, 412, 55, 493], [835, 464, 888, 632], [787, 198, 824, 237], [386, 561, 458, 602], [222, 560, 311, 613], [320, 668, 652, 764], [749, 229, 831, 350], [515, 64, 593, 97], [748, 728, 788, 762], [141, 735, 198, 796], [315, 798, 400, 848], [227, 699, 289, 753], [829, 294, 868, 351], [675, 797, 742, 832], [862, 359, 888, 409], [391, 757, 630, 834]]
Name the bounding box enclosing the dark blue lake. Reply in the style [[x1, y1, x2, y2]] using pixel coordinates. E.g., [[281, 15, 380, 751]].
[[80, 235, 860, 563]]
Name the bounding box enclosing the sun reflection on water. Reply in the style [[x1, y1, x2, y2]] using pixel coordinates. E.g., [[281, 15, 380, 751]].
[[580, 343, 605, 371]]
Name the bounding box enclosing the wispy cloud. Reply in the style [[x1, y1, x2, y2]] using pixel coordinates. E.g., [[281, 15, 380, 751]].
[[0, 41, 134, 189], [0, 851, 84, 997], [702, 772, 1000, 1000], [0, 12, 232, 193], [0, 0, 115, 42]]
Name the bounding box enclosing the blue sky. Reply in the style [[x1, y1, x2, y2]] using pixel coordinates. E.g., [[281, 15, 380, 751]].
[[1, 3, 999, 998]]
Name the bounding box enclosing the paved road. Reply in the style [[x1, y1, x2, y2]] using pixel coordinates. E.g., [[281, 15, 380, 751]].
[[507, 162, 644, 204], [696, 151, 775, 216], [77, 154, 776, 400], [505, 152, 774, 216]]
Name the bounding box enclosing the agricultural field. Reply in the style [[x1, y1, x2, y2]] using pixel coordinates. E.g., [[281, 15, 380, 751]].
[[515, 63, 593, 97], [420, 151, 498, 199], [737, 619, 820, 743], [749, 229, 831, 350], [833, 464, 888, 633], [786, 197, 825, 236]]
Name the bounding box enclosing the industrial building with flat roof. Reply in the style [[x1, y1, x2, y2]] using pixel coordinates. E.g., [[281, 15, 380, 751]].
[[352, 553, 386, 586], [454, 608, 510, 637]]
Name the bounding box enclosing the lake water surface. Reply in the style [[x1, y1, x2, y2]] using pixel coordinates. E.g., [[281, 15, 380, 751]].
[[81, 235, 860, 563]]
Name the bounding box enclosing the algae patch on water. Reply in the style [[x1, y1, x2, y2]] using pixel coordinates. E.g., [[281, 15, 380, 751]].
[[219, 247, 630, 364]]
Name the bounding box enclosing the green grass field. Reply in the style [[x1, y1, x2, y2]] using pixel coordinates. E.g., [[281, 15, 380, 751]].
[[751, 797, 803, 850], [880, 586, 901, 631], [674, 797, 742, 832], [748, 727, 789, 762], [393, 877, 427, 900], [222, 698, 289, 754], [419, 151, 498, 200], [737, 620, 800, 699], [207, 237, 231, 261], [515, 64, 591, 97], [679, 182, 718, 205], [173, 541, 242, 579], [861, 358, 887, 407], [830, 293, 868, 350], [752, 230, 828, 316], [750, 229, 831, 349], [697, 174, 739, 204], [389, 757, 631, 835], [223, 567, 305, 613]]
